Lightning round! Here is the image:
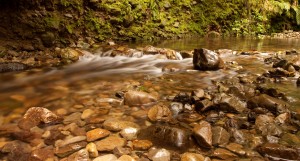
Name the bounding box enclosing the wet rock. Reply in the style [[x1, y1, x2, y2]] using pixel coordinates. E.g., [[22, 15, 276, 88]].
[[66, 149, 89, 161], [192, 89, 205, 99], [177, 111, 203, 123], [117, 155, 136, 161], [55, 141, 87, 158], [56, 136, 87, 148], [86, 142, 98, 158], [212, 126, 230, 147], [213, 94, 247, 113], [280, 133, 300, 146], [173, 92, 193, 105], [113, 147, 131, 157], [93, 154, 118, 161], [59, 48, 82, 62], [297, 77, 300, 86], [138, 124, 190, 149], [120, 127, 139, 140], [0, 62, 28, 73], [170, 102, 184, 117], [230, 129, 247, 145], [273, 59, 288, 68], [63, 112, 83, 125], [44, 129, 65, 145], [148, 148, 171, 161], [248, 94, 289, 114], [193, 48, 224, 70], [124, 90, 157, 106], [1, 140, 31, 161], [95, 136, 126, 151], [195, 99, 214, 112], [81, 109, 95, 119], [275, 112, 290, 124], [213, 148, 238, 160], [257, 143, 299, 160], [132, 140, 153, 150], [29, 146, 54, 161], [181, 152, 207, 161], [147, 104, 173, 122], [103, 118, 139, 132], [266, 135, 279, 143], [255, 115, 282, 136], [18, 107, 62, 130], [268, 68, 294, 77], [226, 143, 246, 156], [86, 128, 110, 142], [193, 121, 212, 149]]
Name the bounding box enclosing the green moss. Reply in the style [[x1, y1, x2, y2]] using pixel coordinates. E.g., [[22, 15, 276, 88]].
[[44, 14, 60, 29]]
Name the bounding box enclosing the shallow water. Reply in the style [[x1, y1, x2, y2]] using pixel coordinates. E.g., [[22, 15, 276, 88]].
[[1, 37, 300, 114]]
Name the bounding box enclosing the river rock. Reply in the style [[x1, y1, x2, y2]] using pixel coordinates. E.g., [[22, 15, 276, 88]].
[[44, 129, 65, 145], [66, 149, 89, 161], [148, 148, 171, 161], [226, 143, 246, 156], [124, 90, 157, 106], [86, 128, 110, 142], [113, 147, 131, 157], [213, 148, 238, 160], [63, 112, 84, 126], [170, 102, 184, 117], [103, 118, 139, 132], [147, 104, 173, 122], [55, 141, 87, 158], [0, 62, 28, 73], [1, 140, 32, 161], [173, 92, 193, 105], [81, 109, 95, 119], [212, 126, 230, 146], [138, 124, 190, 149], [193, 121, 212, 149], [280, 133, 300, 146], [193, 48, 224, 70], [117, 155, 136, 161], [18, 107, 62, 130], [181, 152, 206, 161], [60, 48, 82, 61], [132, 139, 153, 150], [93, 154, 118, 161], [275, 112, 290, 124], [95, 136, 126, 151], [120, 127, 139, 140], [213, 93, 247, 113], [248, 94, 289, 114], [56, 136, 87, 147], [86, 142, 98, 158], [257, 143, 299, 160], [29, 146, 54, 161], [255, 115, 282, 136]]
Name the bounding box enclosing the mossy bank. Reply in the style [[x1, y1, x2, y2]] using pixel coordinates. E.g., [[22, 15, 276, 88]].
[[0, 0, 300, 50]]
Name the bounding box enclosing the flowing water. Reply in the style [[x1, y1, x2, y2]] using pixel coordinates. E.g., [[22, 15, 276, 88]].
[[1, 37, 300, 115]]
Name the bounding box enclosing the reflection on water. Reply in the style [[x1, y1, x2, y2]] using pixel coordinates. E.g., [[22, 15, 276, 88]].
[[141, 37, 300, 51]]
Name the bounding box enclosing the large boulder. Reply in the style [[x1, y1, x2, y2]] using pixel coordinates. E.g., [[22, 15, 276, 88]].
[[193, 48, 224, 70]]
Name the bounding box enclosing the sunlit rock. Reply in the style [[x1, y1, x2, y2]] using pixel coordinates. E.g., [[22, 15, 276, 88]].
[[124, 90, 157, 106], [193, 48, 224, 70], [18, 107, 62, 130]]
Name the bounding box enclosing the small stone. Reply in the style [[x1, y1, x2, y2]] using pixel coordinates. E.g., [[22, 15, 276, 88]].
[[1, 141, 32, 161], [132, 140, 153, 150], [212, 126, 230, 146], [93, 154, 118, 161], [120, 127, 139, 140], [103, 119, 139, 132], [124, 90, 157, 106], [81, 109, 95, 120], [55, 136, 87, 147], [29, 146, 54, 161], [113, 147, 131, 157], [86, 128, 110, 142], [66, 149, 89, 161], [148, 148, 171, 161], [60, 48, 82, 61], [193, 48, 224, 70], [95, 136, 126, 152], [55, 141, 87, 158], [63, 112, 82, 125], [117, 155, 136, 161], [193, 121, 212, 149], [18, 107, 62, 130], [275, 112, 290, 124], [147, 104, 172, 122], [226, 143, 246, 156], [181, 152, 206, 161], [213, 148, 238, 160], [86, 142, 99, 158], [257, 143, 299, 160]]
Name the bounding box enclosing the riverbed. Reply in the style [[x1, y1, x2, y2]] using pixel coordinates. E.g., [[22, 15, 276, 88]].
[[1, 37, 300, 161]]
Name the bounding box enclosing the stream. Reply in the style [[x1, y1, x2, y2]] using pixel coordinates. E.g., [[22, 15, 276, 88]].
[[1, 37, 300, 160]]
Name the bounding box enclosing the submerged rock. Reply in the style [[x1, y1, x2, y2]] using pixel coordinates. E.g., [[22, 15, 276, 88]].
[[193, 121, 212, 149], [123, 90, 157, 106], [248, 94, 289, 114], [1, 140, 32, 161], [138, 124, 190, 149], [148, 148, 171, 161], [18, 107, 62, 130], [193, 48, 224, 70], [0, 62, 28, 73], [147, 104, 173, 122], [258, 143, 299, 160]]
